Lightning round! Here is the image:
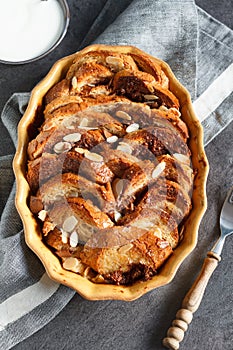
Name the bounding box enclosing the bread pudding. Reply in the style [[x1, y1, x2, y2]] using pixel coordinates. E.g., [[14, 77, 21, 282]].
[[23, 46, 197, 286]]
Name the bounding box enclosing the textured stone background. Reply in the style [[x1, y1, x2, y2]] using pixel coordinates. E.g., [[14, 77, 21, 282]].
[[0, 1, 232, 349]]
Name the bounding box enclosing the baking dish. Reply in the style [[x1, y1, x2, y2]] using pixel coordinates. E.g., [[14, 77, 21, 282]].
[[13, 44, 208, 300]]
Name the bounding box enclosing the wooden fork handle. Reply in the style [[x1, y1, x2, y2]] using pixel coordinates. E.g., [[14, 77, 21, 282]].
[[162, 252, 221, 350]]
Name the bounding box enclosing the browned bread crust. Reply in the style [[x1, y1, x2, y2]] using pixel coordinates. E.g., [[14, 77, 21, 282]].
[[26, 46, 193, 285]]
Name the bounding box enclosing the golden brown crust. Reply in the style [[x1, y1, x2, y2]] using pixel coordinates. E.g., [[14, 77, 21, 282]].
[[129, 52, 169, 88], [112, 69, 179, 108], [66, 50, 138, 79], [80, 228, 172, 277]]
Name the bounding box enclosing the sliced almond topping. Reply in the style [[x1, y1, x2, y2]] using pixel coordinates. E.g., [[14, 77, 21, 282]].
[[159, 105, 169, 111], [72, 76, 78, 89], [126, 123, 139, 133], [74, 147, 86, 154], [107, 135, 118, 143], [62, 118, 75, 130], [63, 257, 84, 273], [144, 94, 159, 100], [112, 178, 124, 198], [106, 56, 124, 70], [84, 151, 104, 162], [131, 220, 154, 230], [116, 110, 132, 121], [118, 243, 133, 254], [69, 231, 79, 247], [62, 215, 78, 233], [114, 210, 122, 222], [63, 132, 81, 143], [157, 240, 169, 249], [53, 141, 72, 154], [38, 209, 47, 222], [169, 107, 181, 117], [61, 229, 69, 244], [79, 117, 89, 127], [151, 161, 166, 179], [173, 153, 190, 165], [116, 142, 132, 154], [78, 126, 98, 130]]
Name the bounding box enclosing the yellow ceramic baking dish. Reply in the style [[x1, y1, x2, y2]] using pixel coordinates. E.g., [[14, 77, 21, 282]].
[[13, 44, 209, 301]]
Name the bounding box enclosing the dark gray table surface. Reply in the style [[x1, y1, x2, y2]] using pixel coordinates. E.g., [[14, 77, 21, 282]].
[[1, 1, 233, 349]]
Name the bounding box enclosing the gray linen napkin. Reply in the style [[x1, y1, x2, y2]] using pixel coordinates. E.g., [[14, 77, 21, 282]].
[[0, 0, 232, 348]]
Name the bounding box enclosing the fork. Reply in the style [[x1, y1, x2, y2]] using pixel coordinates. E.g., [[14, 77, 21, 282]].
[[163, 186, 233, 350]]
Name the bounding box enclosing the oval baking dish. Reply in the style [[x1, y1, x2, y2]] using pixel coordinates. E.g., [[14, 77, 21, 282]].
[[13, 44, 208, 301]]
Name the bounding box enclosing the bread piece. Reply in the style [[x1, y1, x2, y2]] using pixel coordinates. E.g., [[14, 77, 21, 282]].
[[66, 50, 138, 79], [38, 172, 115, 214], [112, 69, 179, 108], [80, 227, 172, 284]]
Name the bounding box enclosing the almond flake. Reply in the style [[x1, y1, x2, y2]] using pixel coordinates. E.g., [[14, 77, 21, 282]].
[[131, 220, 154, 230], [74, 147, 86, 154], [62, 119, 75, 130], [116, 143, 132, 154], [72, 76, 78, 89], [62, 216, 78, 233], [173, 153, 190, 165], [53, 141, 72, 154], [38, 210, 47, 222], [114, 211, 122, 222], [116, 110, 132, 121], [169, 107, 181, 117], [78, 126, 98, 130], [63, 132, 81, 143], [159, 105, 169, 111], [61, 229, 69, 244], [107, 135, 118, 143], [69, 231, 79, 247], [85, 151, 104, 162], [126, 123, 139, 133], [152, 161, 166, 179], [112, 178, 124, 198], [106, 56, 124, 70], [144, 94, 159, 100], [79, 117, 89, 127], [118, 243, 133, 254], [63, 257, 83, 273]]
